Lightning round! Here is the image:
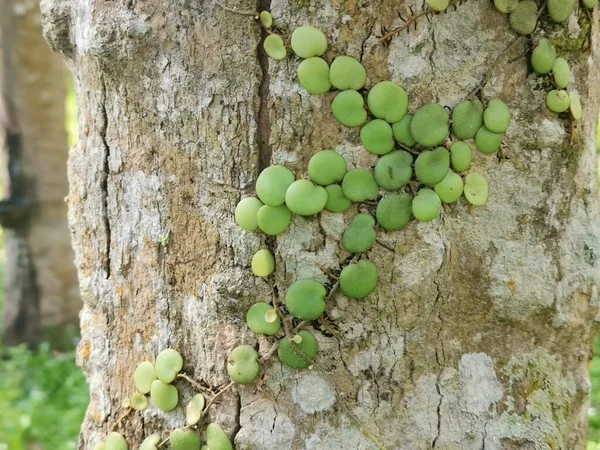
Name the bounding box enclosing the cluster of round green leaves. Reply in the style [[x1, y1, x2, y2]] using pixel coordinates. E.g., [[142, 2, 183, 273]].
[[531, 38, 582, 119], [94, 350, 234, 450], [494, 0, 587, 35]]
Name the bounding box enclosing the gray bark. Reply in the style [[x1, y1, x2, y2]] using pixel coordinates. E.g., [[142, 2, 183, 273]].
[[41, 0, 599, 448], [1, 0, 81, 346]]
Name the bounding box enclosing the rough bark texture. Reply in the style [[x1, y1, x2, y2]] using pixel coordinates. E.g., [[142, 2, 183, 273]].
[[41, 0, 599, 448], [1, 0, 81, 346]]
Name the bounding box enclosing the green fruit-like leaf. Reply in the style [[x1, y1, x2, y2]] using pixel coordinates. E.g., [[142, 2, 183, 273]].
[[259, 11, 273, 28], [449, 141, 472, 172], [297, 57, 331, 95], [170, 429, 201, 450], [414, 147, 450, 186], [374, 150, 413, 191], [367, 81, 409, 123], [246, 303, 281, 335], [134, 361, 157, 394], [483, 99, 511, 133], [451, 100, 484, 140], [324, 185, 352, 212], [285, 279, 326, 320], [531, 38, 556, 74], [150, 380, 179, 411], [475, 126, 503, 154], [256, 204, 292, 235], [552, 57, 571, 89], [278, 330, 318, 369], [548, 0, 574, 22], [412, 188, 442, 222], [235, 197, 264, 232], [376, 193, 412, 231], [329, 56, 367, 90], [139, 433, 161, 450], [251, 249, 275, 277], [227, 345, 260, 384], [494, 0, 519, 13], [360, 119, 395, 155], [205, 424, 233, 450], [331, 90, 367, 127], [411, 104, 450, 147], [427, 0, 450, 11], [463, 173, 489, 206], [256, 165, 295, 207], [308, 150, 347, 186], [340, 260, 378, 299], [342, 169, 379, 202], [105, 433, 128, 450], [509, 1, 538, 35], [285, 179, 328, 216], [569, 92, 582, 120], [546, 90, 570, 113], [155, 349, 183, 383], [263, 34, 286, 60], [186, 394, 206, 426], [434, 170, 464, 204], [343, 213, 376, 253], [392, 114, 416, 147], [291, 26, 327, 58], [130, 393, 148, 411]]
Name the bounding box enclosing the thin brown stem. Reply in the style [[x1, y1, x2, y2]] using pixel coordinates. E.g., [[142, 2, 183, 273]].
[[259, 342, 280, 363], [177, 373, 213, 394], [380, 9, 432, 41], [111, 407, 133, 431], [213, 0, 256, 16], [200, 381, 236, 419]]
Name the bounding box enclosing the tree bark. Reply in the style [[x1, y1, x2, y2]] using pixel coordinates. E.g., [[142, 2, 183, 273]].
[[1, 0, 81, 346], [41, 0, 599, 448]]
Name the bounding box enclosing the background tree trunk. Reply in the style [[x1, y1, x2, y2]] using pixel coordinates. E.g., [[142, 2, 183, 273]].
[[41, 0, 599, 448], [1, 0, 81, 347]]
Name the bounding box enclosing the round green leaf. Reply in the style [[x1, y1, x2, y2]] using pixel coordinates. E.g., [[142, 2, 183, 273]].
[[367, 81, 409, 123], [134, 361, 157, 394], [259, 11, 273, 28], [427, 0, 450, 11], [227, 345, 260, 384], [411, 104, 450, 147], [546, 90, 570, 113], [483, 99, 511, 134], [360, 119, 394, 155], [331, 90, 367, 127], [297, 57, 331, 95], [130, 393, 148, 411], [278, 330, 318, 369], [414, 147, 450, 186], [343, 213, 376, 253], [552, 57, 571, 89], [308, 150, 347, 186], [451, 100, 484, 140], [342, 169, 379, 202], [256, 204, 292, 235], [494, 0, 519, 13], [291, 26, 327, 58], [509, 1, 538, 35], [150, 380, 178, 411], [263, 34, 286, 60], [205, 424, 233, 450], [340, 260, 378, 299], [449, 141, 472, 172], [464, 173, 489, 206], [531, 38, 556, 74], [186, 393, 206, 426], [374, 150, 413, 191], [251, 249, 275, 277], [376, 193, 412, 231], [246, 303, 281, 336], [329, 56, 367, 90], [170, 429, 201, 450], [412, 188, 442, 222], [475, 126, 503, 154], [256, 165, 295, 207], [324, 185, 352, 212], [285, 279, 326, 320], [235, 197, 263, 232], [155, 349, 183, 384], [285, 179, 328, 216], [434, 170, 464, 204], [105, 433, 128, 450], [392, 114, 417, 147], [140, 433, 161, 450], [548, 0, 574, 22], [569, 92, 582, 120], [583, 0, 598, 8]]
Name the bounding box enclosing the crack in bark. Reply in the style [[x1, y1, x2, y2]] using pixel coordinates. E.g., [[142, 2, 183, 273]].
[[432, 374, 443, 448], [99, 75, 111, 279], [256, 0, 272, 173]]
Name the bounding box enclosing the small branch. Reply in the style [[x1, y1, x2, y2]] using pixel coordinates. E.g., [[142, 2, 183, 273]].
[[111, 407, 133, 431], [380, 0, 456, 42], [213, 0, 256, 16], [259, 342, 279, 363], [201, 381, 236, 419], [177, 373, 213, 394]]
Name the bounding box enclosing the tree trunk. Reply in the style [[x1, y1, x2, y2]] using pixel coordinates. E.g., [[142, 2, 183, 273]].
[[41, 0, 599, 448], [1, 0, 81, 347]]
